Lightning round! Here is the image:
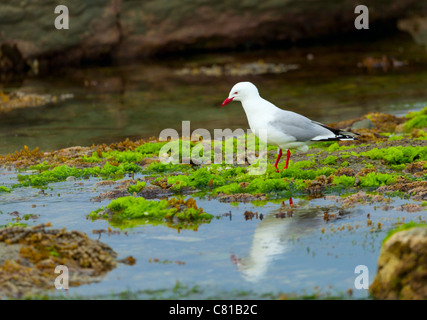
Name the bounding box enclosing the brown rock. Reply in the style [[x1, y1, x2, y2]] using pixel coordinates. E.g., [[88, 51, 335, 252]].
[[370, 226, 427, 300]]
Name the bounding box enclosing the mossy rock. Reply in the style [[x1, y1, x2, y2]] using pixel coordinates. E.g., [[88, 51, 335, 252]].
[[90, 196, 213, 230], [369, 224, 427, 300], [0, 223, 125, 298]]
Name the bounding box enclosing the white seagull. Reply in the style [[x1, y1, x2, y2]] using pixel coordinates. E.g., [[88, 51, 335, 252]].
[[222, 82, 358, 171]]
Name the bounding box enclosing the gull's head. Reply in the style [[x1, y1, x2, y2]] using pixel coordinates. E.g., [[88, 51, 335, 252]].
[[222, 82, 259, 106]]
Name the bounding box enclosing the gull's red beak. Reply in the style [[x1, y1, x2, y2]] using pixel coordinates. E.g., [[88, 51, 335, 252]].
[[222, 97, 234, 106]]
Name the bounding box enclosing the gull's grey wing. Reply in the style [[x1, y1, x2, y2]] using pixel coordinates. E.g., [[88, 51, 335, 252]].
[[267, 111, 334, 141]]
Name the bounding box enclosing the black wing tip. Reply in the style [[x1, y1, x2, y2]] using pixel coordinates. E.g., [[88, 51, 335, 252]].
[[315, 122, 360, 141], [311, 136, 358, 142], [311, 132, 360, 142]]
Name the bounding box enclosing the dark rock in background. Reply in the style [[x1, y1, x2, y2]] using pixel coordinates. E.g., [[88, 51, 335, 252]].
[[0, 0, 427, 73]]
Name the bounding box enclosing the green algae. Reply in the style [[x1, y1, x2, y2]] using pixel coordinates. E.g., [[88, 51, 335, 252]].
[[382, 221, 427, 245], [162, 160, 404, 196], [389, 164, 406, 171], [89, 196, 213, 230], [212, 176, 306, 195], [8, 137, 423, 201], [388, 135, 404, 141], [4, 112, 426, 202], [94, 134, 271, 167], [322, 155, 338, 165], [14, 162, 142, 187], [212, 182, 244, 195], [314, 142, 355, 152], [145, 161, 190, 173], [358, 172, 398, 188], [293, 160, 316, 169], [332, 175, 356, 187], [0, 221, 27, 228], [106, 150, 146, 163], [80, 152, 103, 163], [166, 165, 248, 192], [162, 163, 336, 196], [406, 116, 427, 130], [250, 199, 285, 207], [104, 197, 170, 219], [281, 166, 336, 180], [82, 149, 145, 163], [135, 141, 169, 155], [0, 186, 11, 193], [29, 161, 52, 172], [327, 143, 347, 152], [358, 146, 427, 165], [403, 106, 427, 131], [80, 141, 169, 163], [127, 181, 146, 193], [413, 129, 427, 140], [364, 163, 375, 169], [245, 177, 290, 194]]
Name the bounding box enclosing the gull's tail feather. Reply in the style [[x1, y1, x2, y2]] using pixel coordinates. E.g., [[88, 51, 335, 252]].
[[310, 121, 359, 142]]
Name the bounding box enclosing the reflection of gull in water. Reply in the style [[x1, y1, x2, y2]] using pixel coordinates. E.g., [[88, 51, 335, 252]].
[[231, 198, 323, 282]]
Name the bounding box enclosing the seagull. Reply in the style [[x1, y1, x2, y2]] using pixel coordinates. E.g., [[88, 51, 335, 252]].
[[222, 82, 358, 172]]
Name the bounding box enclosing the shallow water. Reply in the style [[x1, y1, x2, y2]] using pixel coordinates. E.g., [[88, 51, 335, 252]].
[[1, 35, 427, 156], [0, 168, 424, 299], [1, 35, 427, 299]]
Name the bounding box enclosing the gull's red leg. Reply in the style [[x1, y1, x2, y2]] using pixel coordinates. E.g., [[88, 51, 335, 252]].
[[274, 149, 282, 172], [284, 149, 291, 169]]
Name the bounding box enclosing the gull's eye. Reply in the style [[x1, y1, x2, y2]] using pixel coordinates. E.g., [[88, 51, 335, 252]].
[[234, 91, 238, 94]]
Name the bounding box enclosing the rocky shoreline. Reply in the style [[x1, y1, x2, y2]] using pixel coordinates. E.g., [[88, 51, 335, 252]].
[[0, 107, 426, 299]]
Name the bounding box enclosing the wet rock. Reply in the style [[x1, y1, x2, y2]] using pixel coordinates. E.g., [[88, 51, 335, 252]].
[[395, 204, 424, 212], [91, 189, 128, 202], [0, 91, 73, 114], [138, 185, 177, 199], [403, 161, 427, 177], [377, 181, 427, 201], [334, 167, 356, 177], [175, 61, 299, 77], [338, 191, 391, 208], [370, 226, 427, 300], [96, 180, 117, 186], [0, 223, 127, 298], [216, 193, 267, 203], [357, 56, 408, 72], [0, 137, 152, 168], [56, 146, 92, 158], [307, 176, 332, 196], [1, 1, 426, 70], [367, 113, 405, 133], [0, 43, 25, 73], [351, 118, 375, 130]]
